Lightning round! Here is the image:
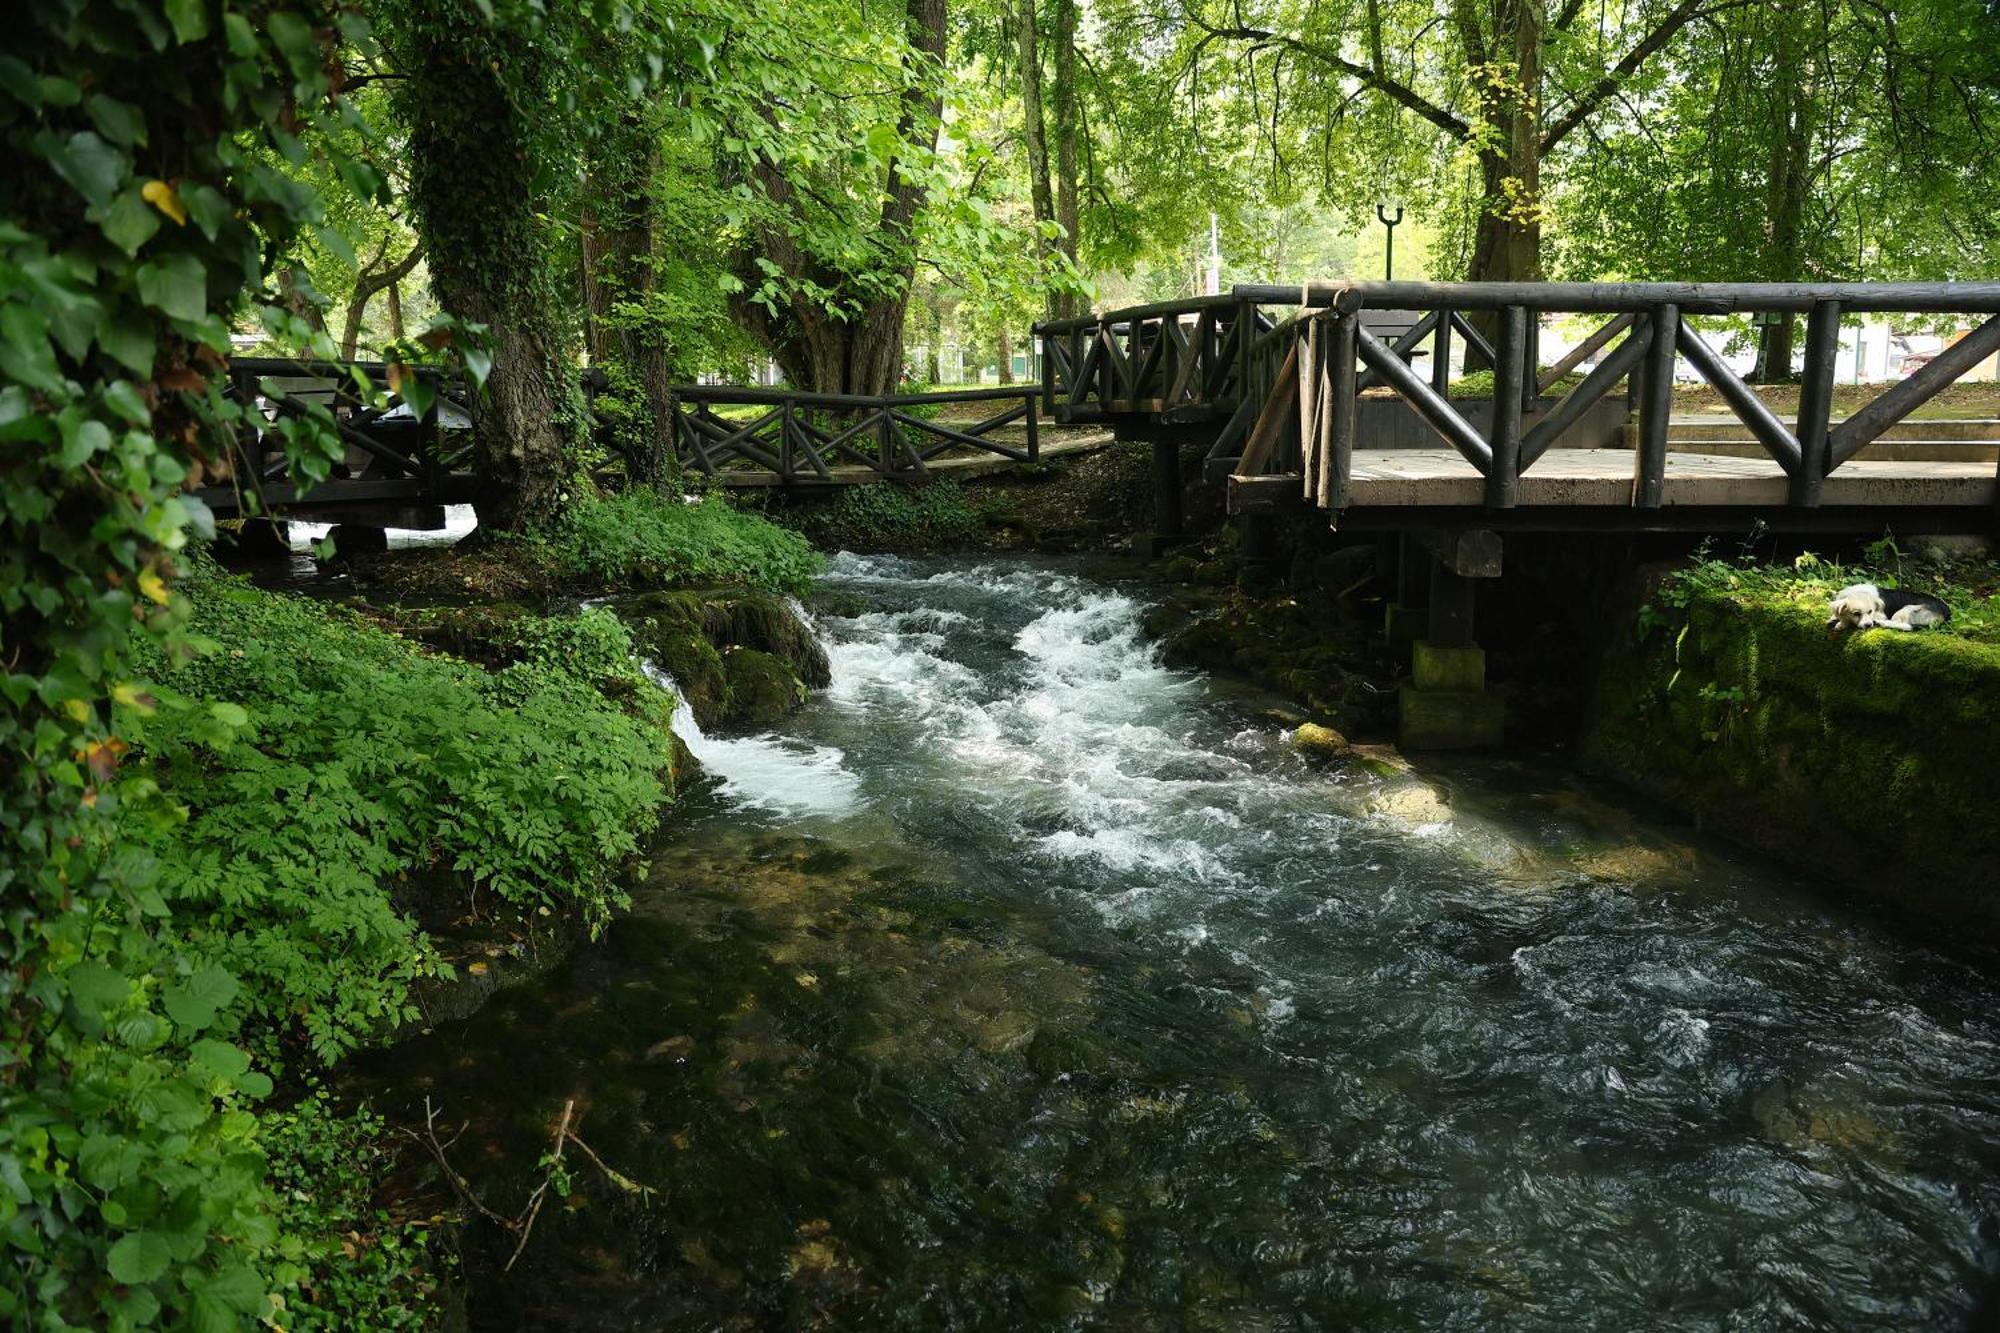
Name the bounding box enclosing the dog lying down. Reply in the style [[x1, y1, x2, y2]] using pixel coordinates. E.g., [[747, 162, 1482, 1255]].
[[1826, 582, 1952, 634]]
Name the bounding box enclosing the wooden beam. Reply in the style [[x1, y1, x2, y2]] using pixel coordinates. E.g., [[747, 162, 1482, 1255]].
[[1487, 305, 1526, 509], [1636, 308, 1677, 508], [1792, 300, 1841, 506], [1537, 311, 1635, 393], [1675, 318, 1803, 475], [1356, 326, 1493, 473], [1830, 313, 2000, 466], [1520, 319, 1653, 469]]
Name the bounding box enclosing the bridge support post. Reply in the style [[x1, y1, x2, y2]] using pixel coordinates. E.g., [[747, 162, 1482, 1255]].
[[1151, 438, 1184, 540], [1398, 531, 1505, 750], [1383, 534, 1430, 647]]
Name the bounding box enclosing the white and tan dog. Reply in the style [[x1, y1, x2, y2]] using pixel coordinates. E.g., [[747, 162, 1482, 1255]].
[[1826, 582, 1952, 634]]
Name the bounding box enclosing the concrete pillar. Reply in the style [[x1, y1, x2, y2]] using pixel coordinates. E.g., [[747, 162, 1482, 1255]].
[[1398, 536, 1505, 750]]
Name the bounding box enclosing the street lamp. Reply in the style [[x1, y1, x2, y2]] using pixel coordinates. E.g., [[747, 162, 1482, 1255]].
[[1376, 203, 1404, 281]]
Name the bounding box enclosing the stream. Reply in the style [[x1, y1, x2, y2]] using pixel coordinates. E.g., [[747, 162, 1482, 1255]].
[[356, 553, 2000, 1329]]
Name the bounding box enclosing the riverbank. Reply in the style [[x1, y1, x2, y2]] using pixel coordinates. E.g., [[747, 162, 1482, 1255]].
[[1582, 549, 2000, 936], [98, 490, 832, 1328]]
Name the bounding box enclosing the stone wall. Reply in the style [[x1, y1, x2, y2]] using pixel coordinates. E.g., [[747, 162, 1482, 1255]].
[[1582, 574, 2000, 933]]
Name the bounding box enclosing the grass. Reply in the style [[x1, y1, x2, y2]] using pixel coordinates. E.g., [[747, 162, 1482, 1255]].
[[1653, 541, 2000, 646]]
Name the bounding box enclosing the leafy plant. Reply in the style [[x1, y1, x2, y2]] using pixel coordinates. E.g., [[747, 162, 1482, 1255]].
[[785, 479, 1008, 551], [527, 489, 823, 596]]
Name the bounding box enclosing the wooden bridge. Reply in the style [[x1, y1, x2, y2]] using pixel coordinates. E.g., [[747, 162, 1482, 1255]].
[[1034, 281, 2000, 535], [205, 282, 2000, 542]]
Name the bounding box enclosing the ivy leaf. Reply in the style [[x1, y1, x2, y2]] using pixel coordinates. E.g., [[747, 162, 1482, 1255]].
[[136, 254, 206, 322], [182, 184, 229, 240], [86, 95, 147, 148], [99, 311, 157, 377], [106, 1231, 172, 1285], [49, 131, 127, 209], [268, 12, 320, 78], [0, 303, 63, 394], [101, 190, 161, 257], [164, 0, 212, 43], [163, 964, 239, 1033], [59, 418, 111, 468]]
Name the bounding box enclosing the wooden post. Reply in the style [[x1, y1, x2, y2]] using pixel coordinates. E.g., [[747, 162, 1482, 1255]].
[[1792, 299, 1840, 507], [1520, 309, 1540, 414], [780, 399, 794, 482], [1235, 297, 1254, 406], [1636, 306, 1677, 509], [1325, 311, 1357, 513], [1428, 562, 1476, 649], [1486, 305, 1525, 509], [1431, 311, 1451, 396], [1025, 395, 1040, 463], [1152, 438, 1184, 537], [876, 408, 895, 475]]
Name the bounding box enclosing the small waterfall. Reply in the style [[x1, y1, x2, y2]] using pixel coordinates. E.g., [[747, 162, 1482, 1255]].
[[642, 662, 859, 815]]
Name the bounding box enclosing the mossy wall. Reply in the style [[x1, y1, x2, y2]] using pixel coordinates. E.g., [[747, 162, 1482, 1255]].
[[1583, 575, 2000, 932]]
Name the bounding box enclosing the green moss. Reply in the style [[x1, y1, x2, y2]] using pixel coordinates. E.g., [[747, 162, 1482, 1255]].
[[1584, 559, 2000, 932], [723, 648, 809, 725]]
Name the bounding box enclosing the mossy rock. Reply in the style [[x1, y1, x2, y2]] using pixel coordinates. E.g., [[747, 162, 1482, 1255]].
[[1582, 576, 2000, 936], [610, 586, 828, 728], [1291, 722, 1352, 762], [723, 648, 809, 726]]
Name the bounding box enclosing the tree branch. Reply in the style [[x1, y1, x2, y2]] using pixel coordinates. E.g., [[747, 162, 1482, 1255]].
[[1188, 18, 1472, 141], [1540, 0, 1761, 153]]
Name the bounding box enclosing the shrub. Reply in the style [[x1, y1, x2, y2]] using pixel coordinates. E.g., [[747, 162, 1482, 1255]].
[[262, 1091, 448, 1331], [786, 479, 1005, 551], [530, 490, 822, 595], [124, 569, 677, 1064]]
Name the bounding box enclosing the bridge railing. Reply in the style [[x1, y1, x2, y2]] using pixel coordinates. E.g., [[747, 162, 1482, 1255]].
[[203, 357, 472, 515], [672, 384, 1039, 483], [1044, 282, 2000, 513]]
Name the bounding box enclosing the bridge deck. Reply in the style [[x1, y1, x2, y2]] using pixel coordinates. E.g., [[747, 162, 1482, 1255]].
[[1233, 448, 1996, 516]]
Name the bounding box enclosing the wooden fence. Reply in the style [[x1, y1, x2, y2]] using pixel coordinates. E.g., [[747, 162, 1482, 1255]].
[[671, 384, 1040, 484]]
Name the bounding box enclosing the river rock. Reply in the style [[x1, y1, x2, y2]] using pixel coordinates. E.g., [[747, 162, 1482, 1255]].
[[1289, 722, 1352, 761]]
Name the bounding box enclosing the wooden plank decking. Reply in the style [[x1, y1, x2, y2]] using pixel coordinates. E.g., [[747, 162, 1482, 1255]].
[[1233, 448, 1996, 512]]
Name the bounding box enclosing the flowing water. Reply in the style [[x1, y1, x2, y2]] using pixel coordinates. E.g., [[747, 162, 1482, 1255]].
[[359, 553, 2000, 1330]]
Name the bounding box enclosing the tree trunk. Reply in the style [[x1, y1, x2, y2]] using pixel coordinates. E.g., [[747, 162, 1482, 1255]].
[[581, 112, 673, 486], [997, 329, 1014, 384], [339, 242, 424, 361], [925, 292, 944, 384], [1754, 7, 1813, 382], [1465, 0, 1543, 286], [1051, 0, 1081, 319], [387, 278, 405, 340], [392, 11, 577, 532], [1016, 0, 1061, 321]]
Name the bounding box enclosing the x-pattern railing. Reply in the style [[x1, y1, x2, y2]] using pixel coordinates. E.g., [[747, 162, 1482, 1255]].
[[671, 385, 1040, 483], [208, 357, 470, 514], [1213, 281, 2000, 513]]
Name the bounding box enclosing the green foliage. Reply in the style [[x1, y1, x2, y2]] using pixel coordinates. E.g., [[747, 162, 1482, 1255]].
[[1649, 546, 2000, 646], [260, 1091, 446, 1331], [530, 490, 823, 596], [785, 479, 1007, 551], [126, 568, 675, 1060], [0, 4, 403, 1326]]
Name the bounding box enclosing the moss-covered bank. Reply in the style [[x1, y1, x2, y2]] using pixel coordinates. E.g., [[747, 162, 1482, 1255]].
[[1583, 562, 2000, 934]]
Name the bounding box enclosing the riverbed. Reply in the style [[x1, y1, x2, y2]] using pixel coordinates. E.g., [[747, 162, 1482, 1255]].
[[357, 553, 2000, 1329]]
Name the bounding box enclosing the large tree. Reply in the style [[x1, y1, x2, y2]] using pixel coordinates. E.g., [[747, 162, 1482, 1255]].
[[729, 0, 950, 395], [1108, 0, 1759, 282]]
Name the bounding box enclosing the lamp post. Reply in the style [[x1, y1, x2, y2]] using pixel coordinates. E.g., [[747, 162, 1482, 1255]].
[[1376, 203, 1404, 281]]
